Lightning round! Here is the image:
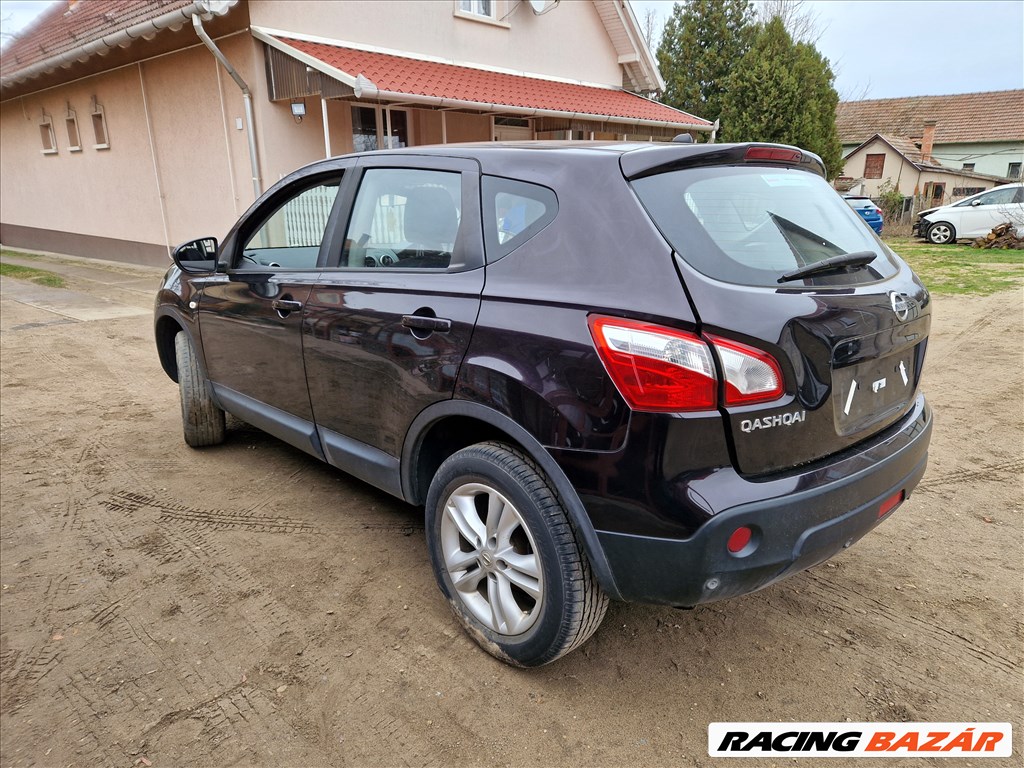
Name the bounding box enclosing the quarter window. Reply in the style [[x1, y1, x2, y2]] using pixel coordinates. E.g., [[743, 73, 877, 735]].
[[240, 177, 342, 269], [482, 176, 558, 260], [341, 168, 462, 269]]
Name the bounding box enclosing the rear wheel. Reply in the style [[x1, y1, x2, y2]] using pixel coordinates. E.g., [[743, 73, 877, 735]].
[[425, 442, 607, 666], [174, 332, 225, 448], [927, 221, 956, 244]]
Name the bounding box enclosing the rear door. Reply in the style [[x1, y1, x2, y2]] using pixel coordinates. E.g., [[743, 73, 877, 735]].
[[302, 155, 484, 472], [629, 156, 930, 475]]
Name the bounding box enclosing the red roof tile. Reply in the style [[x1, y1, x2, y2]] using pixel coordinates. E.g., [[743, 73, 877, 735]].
[[1, 1, 195, 78], [837, 91, 1024, 145], [275, 36, 710, 128]]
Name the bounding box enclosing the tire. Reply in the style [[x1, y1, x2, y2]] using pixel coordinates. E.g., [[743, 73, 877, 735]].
[[927, 221, 956, 244], [425, 441, 608, 667], [174, 332, 225, 448]]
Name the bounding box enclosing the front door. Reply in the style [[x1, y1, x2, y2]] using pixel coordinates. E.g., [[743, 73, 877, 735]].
[[302, 156, 484, 480], [199, 169, 350, 455]]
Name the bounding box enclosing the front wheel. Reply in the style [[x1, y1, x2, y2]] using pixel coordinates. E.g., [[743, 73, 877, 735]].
[[927, 221, 956, 244], [425, 442, 608, 666], [174, 332, 225, 448]]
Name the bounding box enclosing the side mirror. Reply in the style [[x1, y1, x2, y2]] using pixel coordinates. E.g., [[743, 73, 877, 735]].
[[172, 237, 218, 273], [971, 200, 983, 207]]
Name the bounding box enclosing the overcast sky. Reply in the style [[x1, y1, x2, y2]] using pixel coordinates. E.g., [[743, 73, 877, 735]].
[[2, 0, 1023, 101]]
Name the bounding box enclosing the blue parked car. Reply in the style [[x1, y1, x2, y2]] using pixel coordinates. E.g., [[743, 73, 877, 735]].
[[843, 195, 884, 234]]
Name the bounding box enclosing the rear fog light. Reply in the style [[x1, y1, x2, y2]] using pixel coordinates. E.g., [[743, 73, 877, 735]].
[[727, 526, 753, 554], [878, 490, 905, 518]]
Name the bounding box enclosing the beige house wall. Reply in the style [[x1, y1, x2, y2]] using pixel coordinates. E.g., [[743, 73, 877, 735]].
[[0, 32, 261, 262], [247, 0, 623, 87]]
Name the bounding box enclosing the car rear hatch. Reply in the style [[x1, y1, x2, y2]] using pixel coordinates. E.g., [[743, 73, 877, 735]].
[[623, 144, 930, 475]]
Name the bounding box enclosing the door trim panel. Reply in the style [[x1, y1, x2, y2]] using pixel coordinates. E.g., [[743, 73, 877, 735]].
[[211, 383, 325, 460], [318, 427, 403, 498]]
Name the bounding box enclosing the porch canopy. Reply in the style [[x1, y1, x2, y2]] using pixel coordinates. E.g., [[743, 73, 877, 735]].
[[253, 27, 712, 142]]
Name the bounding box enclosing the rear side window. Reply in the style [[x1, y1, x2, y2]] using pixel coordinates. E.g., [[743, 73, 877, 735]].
[[632, 167, 898, 287], [482, 176, 557, 260]]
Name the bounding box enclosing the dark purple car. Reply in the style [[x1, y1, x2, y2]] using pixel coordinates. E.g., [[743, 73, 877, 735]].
[[156, 141, 932, 666]]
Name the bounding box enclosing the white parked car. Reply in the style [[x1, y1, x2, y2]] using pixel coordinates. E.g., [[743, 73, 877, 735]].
[[916, 183, 1024, 244]]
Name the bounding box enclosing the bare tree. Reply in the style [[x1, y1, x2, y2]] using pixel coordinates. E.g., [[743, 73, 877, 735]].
[[755, 0, 823, 43], [640, 6, 663, 54]]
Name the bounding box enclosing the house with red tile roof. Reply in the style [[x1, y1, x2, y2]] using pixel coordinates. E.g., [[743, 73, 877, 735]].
[[837, 91, 1024, 182], [1, 0, 709, 265]]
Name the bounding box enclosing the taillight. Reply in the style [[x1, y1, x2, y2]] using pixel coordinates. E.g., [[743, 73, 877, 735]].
[[588, 317, 716, 412], [588, 317, 785, 412], [707, 334, 785, 406], [744, 146, 802, 163]]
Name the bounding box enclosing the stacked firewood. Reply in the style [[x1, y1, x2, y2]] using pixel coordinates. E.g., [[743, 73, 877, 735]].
[[973, 222, 1024, 250]]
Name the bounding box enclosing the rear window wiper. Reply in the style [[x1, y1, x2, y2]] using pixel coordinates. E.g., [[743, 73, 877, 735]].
[[777, 250, 877, 283]]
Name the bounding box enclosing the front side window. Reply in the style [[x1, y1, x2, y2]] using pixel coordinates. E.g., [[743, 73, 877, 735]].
[[240, 178, 341, 269], [341, 168, 462, 269], [632, 166, 898, 287], [975, 186, 1018, 206]]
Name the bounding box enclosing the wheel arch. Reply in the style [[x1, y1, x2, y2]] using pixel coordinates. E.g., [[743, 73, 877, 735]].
[[402, 400, 623, 600], [155, 308, 205, 384]]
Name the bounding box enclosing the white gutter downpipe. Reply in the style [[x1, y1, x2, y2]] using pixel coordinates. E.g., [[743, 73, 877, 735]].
[[192, 12, 262, 199]]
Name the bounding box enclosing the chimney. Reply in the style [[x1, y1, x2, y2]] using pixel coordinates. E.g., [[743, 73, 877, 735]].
[[921, 120, 937, 164]]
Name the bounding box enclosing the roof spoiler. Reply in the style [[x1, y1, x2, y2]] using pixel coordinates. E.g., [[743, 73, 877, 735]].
[[620, 142, 826, 180]]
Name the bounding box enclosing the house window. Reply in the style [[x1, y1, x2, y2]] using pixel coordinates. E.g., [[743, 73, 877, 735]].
[[961, 162, 975, 171], [383, 109, 409, 149], [863, 154, 885, 179], [459, 0, 494, 17], [39, 116, 57, 154], [953, 187, 985, 197], [92, 104, 109, 149], [352, 106, 378, 153], [923, 182, 945, 205], [66, 111, 81, 152], [1008, 162, 1022, 180]]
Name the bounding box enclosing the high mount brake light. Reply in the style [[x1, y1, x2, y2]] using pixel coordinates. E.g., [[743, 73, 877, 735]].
[[745, 147, 803, 163], [588, 317, 785, 412]]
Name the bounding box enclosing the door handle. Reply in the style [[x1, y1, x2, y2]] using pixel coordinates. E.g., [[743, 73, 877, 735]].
[[272, 299, 303, 312], [401, 315, 452, 333]]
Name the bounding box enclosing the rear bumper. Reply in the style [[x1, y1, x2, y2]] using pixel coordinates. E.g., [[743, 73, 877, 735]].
[[596, 395, 932, 606]]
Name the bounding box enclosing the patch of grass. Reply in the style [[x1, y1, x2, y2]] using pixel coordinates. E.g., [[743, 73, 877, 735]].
[[884, 236, 1024, 295], [0, 262, 66, 288], [0, 248, 39, 260]]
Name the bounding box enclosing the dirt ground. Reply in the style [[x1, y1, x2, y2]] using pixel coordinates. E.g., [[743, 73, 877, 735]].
[[0, 252, 1021, 768]]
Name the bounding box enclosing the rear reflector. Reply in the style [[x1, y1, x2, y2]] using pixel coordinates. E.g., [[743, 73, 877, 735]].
[[878, 490, 905, 518], [745, 146, 802, 163], [727, 526, 753, 553], [706, 334, 784, 406], [588, 316, 716, 412]]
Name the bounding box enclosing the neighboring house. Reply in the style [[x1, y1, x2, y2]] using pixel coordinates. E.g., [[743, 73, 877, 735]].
[[0, 0, 710, 266], [837, 90, 1024, 181], [840, 130, 1011, 211]]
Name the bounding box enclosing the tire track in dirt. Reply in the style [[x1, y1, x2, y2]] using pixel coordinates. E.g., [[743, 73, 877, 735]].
[[917, 457, 1024, 490]]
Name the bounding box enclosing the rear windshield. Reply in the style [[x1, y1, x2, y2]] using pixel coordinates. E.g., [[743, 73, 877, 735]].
[[632, 167, 898, 287]]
